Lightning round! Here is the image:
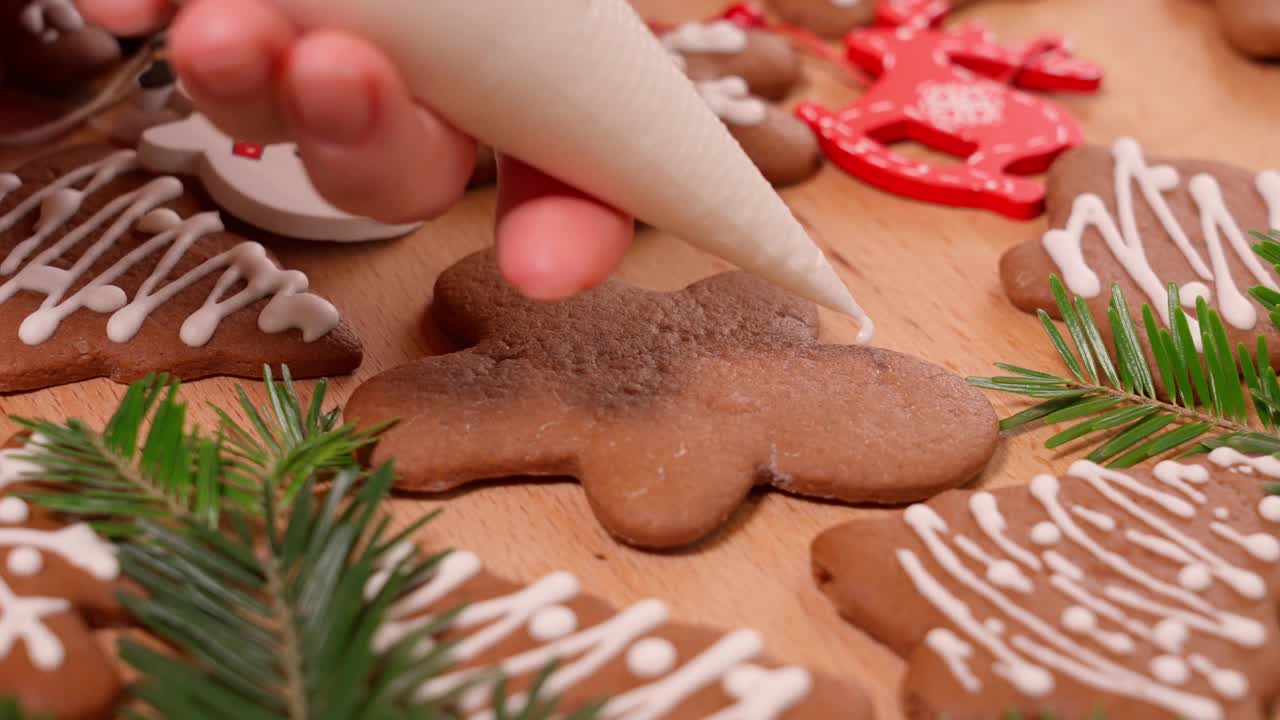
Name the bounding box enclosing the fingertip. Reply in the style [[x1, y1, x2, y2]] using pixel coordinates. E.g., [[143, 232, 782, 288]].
[[77, 0, 174, 35], [283, 31, 476, 223], [496, 158, 633, 300]]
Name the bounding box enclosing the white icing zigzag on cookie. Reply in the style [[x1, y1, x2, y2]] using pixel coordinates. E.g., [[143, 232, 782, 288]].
[[0, 150, 340, 347], [897, 456, 1280, 720], [19, 0, 84, 43], [366, 546, 812, 719], [1042, 138, 1280, 336], [0, 444, 120, 672]]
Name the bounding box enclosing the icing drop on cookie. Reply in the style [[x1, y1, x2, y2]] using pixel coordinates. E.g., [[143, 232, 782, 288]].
[[1152, 461, 1209, 504], [1258, 496, 1280, 523], [371, 549, 811, 718], [695, 77, 769, 127], [1059, 606, 1135, 655], [1071, 505, 1117, 532], [925, 628, 981, 692], [7, 546, 42, 576], [626, 637, 678, 678], [0, 498, 28, 524], [1214, 507, 1231, 521], [1209, 523, 1280, 563], [0, 151, 341, 347], [1030, 522, 1061, 546], [1188, 655, 1249, 701], [1177, 564, 1213, 593], [1150, 655, 1190, 686], [661, 20, 749, 55], [1206, 447, 1280, 477], [1041, 138, 1280, 335], [954, 534, 1033, 593]]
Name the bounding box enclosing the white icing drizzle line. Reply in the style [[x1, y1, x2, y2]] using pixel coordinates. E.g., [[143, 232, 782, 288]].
[[969, 492, 1041, 571], [367, 548, 811, 719], [0, 445, 121, 673], [1041, 138, 1280, 337], [660, 20, 749, 55], [694, 77, 768, 128], [897, 455, 1280, 718], [0, 150, 340, 347], [1206, 447, 1280, 478], [19, 0, 84, 42], [1153, 461, 1209, 504]]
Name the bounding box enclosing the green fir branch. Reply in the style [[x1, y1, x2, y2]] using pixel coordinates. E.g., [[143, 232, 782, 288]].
[[969, 276, 1280, 467], [9, 366, 386, 536]]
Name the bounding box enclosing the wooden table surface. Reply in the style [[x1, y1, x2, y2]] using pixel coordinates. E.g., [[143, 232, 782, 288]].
[[3, 1, 1279, 717]]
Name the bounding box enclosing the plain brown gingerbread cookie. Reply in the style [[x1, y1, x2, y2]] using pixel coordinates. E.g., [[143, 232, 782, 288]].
[[0, 441, 134, 720], [725, 103, 824, 187], [373, 545, 874, 718], [0, 144, 363, 393], [812, 454, 1280, 719], [1000, 139, 1280, 373], [1216, 0, 1280, 59], [666, 25, 802, 102], [344, 250, 999, 549]]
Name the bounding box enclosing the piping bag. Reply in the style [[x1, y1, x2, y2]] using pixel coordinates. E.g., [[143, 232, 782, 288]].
[[263, 0, 875, 343]]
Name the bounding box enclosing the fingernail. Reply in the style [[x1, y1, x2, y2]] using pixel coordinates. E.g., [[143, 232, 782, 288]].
[[288, 63, 374, 145], [184, 42, 269, 99]]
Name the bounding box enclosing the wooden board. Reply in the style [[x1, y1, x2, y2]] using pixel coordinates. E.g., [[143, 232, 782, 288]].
[[2, 1, 1279, 716]]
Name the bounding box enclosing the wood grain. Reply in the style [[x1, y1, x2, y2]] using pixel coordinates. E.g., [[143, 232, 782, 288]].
[[2, 1, 1279, 717]]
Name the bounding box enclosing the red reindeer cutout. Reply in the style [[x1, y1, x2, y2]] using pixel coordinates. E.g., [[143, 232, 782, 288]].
[[796, 1, 1102, 219]]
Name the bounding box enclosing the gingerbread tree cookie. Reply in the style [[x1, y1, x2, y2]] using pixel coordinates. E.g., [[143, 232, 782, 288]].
[[1000, 138, 1280, 366], [812, 451, 1280, 719], [370, 544, 873, 718], [344, 250, 999, 549], [0, 144, 363, 392], [0, 441, 133, 719]]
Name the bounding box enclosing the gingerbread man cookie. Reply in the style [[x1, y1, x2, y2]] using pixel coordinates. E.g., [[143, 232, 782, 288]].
[[812, 452, 1280, 719], [0, 0, 121, 91], [1001, 139, 1280, 364], [344, 250, 999, 549], [0, 144, 363, 393], [0, 440, 132, 720], [659, 16, 822, 187], [369, 543, 874, 718], [768, 0, 982, 39]]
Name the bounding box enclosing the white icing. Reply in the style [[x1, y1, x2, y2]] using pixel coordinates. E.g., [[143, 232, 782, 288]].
[[0, 151, 340, 347], [7, 547, 42, 576], [0, 577, 69, 671], [626, 637, 677, 678], [954, 534, 1033, 593], [1214, 507, 1230, 521], [1209, 522, 1280, 563], [1151, 655, 1190, 686], [1126, 529, 1196, 565], [1042, 138, 1280, 335], [1259, 496, 1280, 523], [1153, 461, 1209, 504], [695, 77, 768, 127], [1188, 654, 1249, 701], [1042, 551, 1084, 582], [0, 498, 28, 524], [1152, 619, 1189, 654], [1206, 447, 1280, 477], [925, 628, 981, 692], [1030, 522, 1061, 546], [661, 20, 749, 55], [1178, 564, 1213, 593], [969, 492, 1041, 570], [19, 0, 83, 42], [985, 619, 1005, 635], [1071, 505, 1117, 532], [371, 549, 810, 718], [528, 605, 577, 641]]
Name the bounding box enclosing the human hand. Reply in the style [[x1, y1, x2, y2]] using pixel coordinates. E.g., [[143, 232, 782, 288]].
[[79, 0, 635, 300]]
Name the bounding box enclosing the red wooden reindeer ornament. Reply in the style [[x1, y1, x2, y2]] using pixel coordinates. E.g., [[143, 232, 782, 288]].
[[797, 1, 1102, 219]]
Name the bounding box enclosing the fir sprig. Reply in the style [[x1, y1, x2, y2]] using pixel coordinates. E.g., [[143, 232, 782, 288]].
[[10, 366, 385, 535], [1247, 229, 1280, 328], [969, 276, 1280, 467]]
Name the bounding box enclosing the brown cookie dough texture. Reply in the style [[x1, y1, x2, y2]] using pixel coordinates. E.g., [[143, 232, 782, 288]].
[[371, 542, 874, 718], [667, 25, 802, 102], [0, 144, 363, 393], [1001, 139, 1280, 370], [345, 250, 999, 549], [0, 440, 133, 720], [812, 452, 1280, 719], [0, 0, 122, 91], [1216, 0, 1280, 59]]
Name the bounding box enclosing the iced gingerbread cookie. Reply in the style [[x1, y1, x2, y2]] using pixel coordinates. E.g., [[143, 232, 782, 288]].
[[812, 451, 1280, 719], [369, 543, 874, 718], [660, 16, 821, 187], [0, 440, 133, 720], [344, 250, 998, 549], [768, 0, 983, 39], [1215, 0, 1280, 59], [0, 144, 363, 393], [1000, 139, 1280, 362]]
